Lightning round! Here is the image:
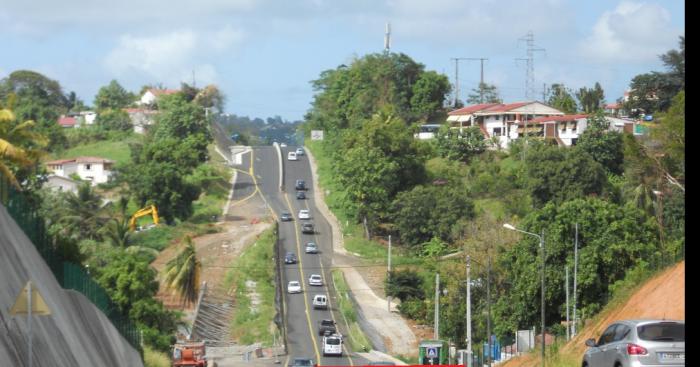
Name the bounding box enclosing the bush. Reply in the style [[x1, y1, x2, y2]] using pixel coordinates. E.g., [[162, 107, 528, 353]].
[[398, 298, 429, 322]]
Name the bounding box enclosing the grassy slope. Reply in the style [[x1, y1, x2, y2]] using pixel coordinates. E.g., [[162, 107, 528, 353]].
[[53, 136, 142, 166]]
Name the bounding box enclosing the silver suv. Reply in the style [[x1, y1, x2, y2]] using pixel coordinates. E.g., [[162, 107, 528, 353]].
[[583, 319, 684, 367]]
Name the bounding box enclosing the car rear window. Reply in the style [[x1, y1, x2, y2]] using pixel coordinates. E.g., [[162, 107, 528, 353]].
[[326, 338, 341, 345], [637, 322, 684, 342]]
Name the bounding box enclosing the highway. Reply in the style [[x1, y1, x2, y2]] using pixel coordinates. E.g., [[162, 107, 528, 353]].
[[255, 145, 371, 367]]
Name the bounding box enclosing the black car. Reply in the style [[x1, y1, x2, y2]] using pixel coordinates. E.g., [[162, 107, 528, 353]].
[[280, 212, 293, 221], [296, 191, 306, 200], [302, 223, 314, 234], [291, 358, 315, 367], [295, 179, 307, 191], [284, 252, 297, 264], [318, 319, 337, 336]]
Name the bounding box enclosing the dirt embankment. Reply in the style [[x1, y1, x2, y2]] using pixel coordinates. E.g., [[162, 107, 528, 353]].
[[502, 261, 685, 367]]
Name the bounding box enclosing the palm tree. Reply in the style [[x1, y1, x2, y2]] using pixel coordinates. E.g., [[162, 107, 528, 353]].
[[162, 236, 201, 307], [0, 108, 46, 187], [100, 196, 159, 257], [61, 182, 110, 240]]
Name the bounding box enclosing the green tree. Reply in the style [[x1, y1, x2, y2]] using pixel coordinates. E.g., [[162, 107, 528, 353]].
[[575, 112, 624, 175], [0, 108, 47, 187], [61, 182, 110, 240], [547, 84, 577, 114], [94, 80, 135, 111], [386, 269, 424, 302], [524, 143, 608, 207], [651, 91, 684, 185], [435, 124, 486, 162], [162, 236, 201, 306], [575, 82, 605, 113], [96, 108, 133, 131], [467, 82, 502, 105], [494, 197, 658, 333], [410, 71, 451, 122]]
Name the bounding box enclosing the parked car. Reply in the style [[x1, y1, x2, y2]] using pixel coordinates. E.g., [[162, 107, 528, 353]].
[[296, 191, 306, 200], [299, 209, 310, 220], [288, 151, 298, 161], [312, 294, 328, 309], [583, 319, 684, 367], [280, 212, 293, 221], [318, 319, 337, 336], [291, 358, 315, 367], [305, 242, 318, 254], [296, 147, 305, 156], [287, 281, 302, 294], [295, 179, 307, 190], [302, 223, 314, 234], [284, 252, 297, 264], [308, 274, 323, 286]]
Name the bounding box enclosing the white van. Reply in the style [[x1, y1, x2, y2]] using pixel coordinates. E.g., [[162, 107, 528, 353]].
[[322, 334, 343, 356], [287, 151, 298, 161], [313, 294, 328, 309]]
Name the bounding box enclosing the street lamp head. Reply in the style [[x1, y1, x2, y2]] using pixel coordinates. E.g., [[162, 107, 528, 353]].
[[503, 223, 516, 231]]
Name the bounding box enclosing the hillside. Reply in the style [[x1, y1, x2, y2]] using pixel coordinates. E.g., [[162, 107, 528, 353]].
[[502, 261, 685, 367]]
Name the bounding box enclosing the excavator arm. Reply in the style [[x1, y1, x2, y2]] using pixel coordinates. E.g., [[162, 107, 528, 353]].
[[129, 205, 160, 231]]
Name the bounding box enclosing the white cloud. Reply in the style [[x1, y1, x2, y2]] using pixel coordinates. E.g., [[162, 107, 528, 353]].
[[578, 1, 680, 63], [103, 27, 243, 87]]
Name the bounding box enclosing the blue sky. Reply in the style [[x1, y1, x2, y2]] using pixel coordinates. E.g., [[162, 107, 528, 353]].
[[0, 0, 684, 121]]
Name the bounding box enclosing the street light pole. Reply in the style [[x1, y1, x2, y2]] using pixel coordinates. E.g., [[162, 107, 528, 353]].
[[466, 255, 473, 367], [487, 253, 492, 367], [434, 273, 440, 340], [503, 223, 546, 367]]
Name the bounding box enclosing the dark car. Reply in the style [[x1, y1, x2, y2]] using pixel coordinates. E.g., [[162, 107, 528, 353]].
[[295, 179, 307, 191], [302, 223, 314, 234], [284, 252, 297, 264], [296, 191, 306, 200], [318, 319, 337, 336], [280, 212, 293, 221], [291, 358, 315, 367], [583, 319, 685, 367]]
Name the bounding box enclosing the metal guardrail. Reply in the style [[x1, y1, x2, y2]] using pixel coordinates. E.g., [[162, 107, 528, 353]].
[[0, 172, 143, 356]]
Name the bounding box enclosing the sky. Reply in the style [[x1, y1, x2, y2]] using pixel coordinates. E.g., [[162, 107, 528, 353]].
[[0, 0, 684, 122]]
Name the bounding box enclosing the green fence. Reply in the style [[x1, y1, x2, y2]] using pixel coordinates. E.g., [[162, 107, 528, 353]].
[[0, 173, 143, 356]]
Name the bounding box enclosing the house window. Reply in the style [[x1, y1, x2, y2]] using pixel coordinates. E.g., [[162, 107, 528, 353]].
[[85, 164, 91, 170], [493, 127, 502, 136], [571, 123, 577, 132], [495, 115, 500, 121]]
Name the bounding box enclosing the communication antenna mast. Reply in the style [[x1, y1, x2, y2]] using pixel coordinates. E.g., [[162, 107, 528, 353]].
[[384, 22, 392, 53], [515, 31, 546, 100]]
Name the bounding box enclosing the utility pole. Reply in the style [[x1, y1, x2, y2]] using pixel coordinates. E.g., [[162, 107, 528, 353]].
[[566, 266, 570, 340], [434, 273, 440, 340], [388, 235, 392, 312], [384, 22, 391, 54], [466, 256, 473, 367], [572, 223, 578, 337], [487, 254, 492, 367], [540, 230, 546, 367], [516, 31, 546, 100], [451, 58, 468, 107], [542, 83, 548, 103]]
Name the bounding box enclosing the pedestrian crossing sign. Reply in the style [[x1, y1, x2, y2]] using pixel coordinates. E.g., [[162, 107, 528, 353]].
[[427, 347, 437, 358]]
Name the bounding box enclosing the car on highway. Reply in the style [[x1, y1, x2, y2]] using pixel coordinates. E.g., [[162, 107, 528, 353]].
[[287, 281, 302, 294], [296, 147, 305, 156], [290, 358, 314, 367], [284, 252, 297, 264], [322, 333, 343, 357], [302, 223, 314, 234], [280, 143, 287, 148], [318, 319, 337, 336], [313, 294, 328, 309], [295, 179, 307, 190], [296, 191, 306, 200], [582, 319, 685, 367], [288, 151, 298, 161], [305, 242, 318, 254], [299, 209, 310, 220], [280, 212, 293, 221], [309, 274, 323, 286]]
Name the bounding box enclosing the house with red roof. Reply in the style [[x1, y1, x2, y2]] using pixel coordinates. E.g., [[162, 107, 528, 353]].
[[123, 108, 160, 134], [139, 88, 180, 106], [45, 156, 115, 185], [57, 115, 77, 128], [446, 101, 564, 148]]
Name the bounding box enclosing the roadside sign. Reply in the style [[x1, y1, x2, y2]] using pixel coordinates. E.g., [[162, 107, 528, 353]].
[[427, 347, 437, 358], [10, 281, 51, 315], [311, 130, 324, 140]]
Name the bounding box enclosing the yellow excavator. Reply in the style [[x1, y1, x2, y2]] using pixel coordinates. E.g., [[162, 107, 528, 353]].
[[129, 205, 160, 231]]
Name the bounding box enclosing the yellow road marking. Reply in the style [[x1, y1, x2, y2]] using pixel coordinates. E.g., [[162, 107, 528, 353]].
[[284, 192, 321, 363]]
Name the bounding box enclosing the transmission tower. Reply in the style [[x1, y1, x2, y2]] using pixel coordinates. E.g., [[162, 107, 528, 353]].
[[516, 31, 545, 101]]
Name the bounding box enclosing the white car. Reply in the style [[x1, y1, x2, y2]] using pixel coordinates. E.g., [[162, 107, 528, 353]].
[[296, 147, 305, 156], [280, 143, 287, 148], [322, 334, 343, 356], [309, 274, 323, 286], [313, 294, 328, 309], [298, 209, 310, 220], [287, 151, 298, 161], [287, 281, 302, 294]]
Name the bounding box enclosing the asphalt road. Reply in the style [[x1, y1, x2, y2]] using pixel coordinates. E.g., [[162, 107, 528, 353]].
[[255, 145, 370, 367]]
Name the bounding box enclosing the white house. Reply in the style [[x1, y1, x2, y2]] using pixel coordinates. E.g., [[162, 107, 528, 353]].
[[139, 88, 179, 106], [45, 156, 115, 185], [79, 111, 97, 126], [527, 114, 636, 146], [446, 101, 565, 147], [44, 175, 80, 193], [124, 108, 159, 134]]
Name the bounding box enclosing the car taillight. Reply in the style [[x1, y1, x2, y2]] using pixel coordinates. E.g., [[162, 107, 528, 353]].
[[627, 343, 648, 355]]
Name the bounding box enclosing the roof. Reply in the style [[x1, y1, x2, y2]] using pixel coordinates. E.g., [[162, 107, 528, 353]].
[[605, 103, 621, 109], [57, 116, 77, 126], [148, 88, 179, 96], [46, 157, 115, 165], [528, 114, 589, 124], [448, 101, 556, 116], [448, 103, 499, 115], [482, 102, 532, 112]]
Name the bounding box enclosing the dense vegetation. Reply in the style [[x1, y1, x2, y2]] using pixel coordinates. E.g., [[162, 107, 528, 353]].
[[303, 45, 684, 351]]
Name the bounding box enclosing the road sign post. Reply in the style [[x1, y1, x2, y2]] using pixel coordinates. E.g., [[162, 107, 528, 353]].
[[10, 281, 51, 367]]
